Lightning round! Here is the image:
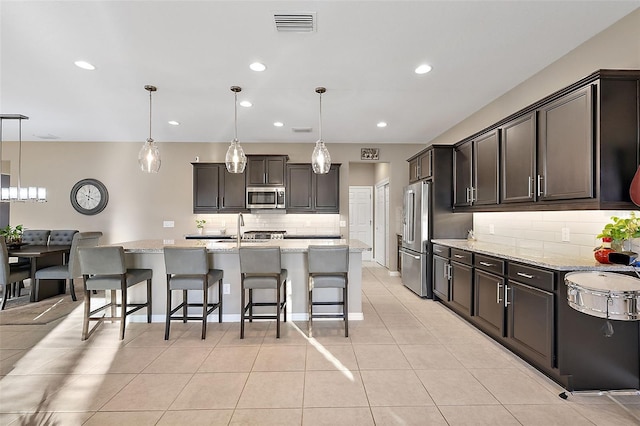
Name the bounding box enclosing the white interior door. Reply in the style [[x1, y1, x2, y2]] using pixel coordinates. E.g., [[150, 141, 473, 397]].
[[349, 186, 373, 261], [375, 181, 388, 267]]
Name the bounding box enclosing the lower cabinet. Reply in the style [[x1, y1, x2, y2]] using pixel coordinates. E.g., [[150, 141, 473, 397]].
[[432, 254, 450, 301], [450, 250, 473, 317], [474, 269, 506, 338]]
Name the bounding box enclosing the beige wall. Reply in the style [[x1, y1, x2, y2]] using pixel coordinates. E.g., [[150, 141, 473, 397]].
[[428, 8, 640, 146], [348, 163, 376, 186]]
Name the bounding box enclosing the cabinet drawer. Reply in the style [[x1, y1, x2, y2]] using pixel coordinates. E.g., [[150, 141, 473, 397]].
[[450, 248, 473, 265], [508, 263, 554, 292], [432, 244, 450, 257], [474, 254, 505, 275]]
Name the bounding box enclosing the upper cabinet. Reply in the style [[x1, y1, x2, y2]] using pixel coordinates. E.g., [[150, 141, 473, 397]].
[[247, 155, 287, 186], [192, 163, 247, 213], [449, 70, 640, 212], [286, 164, 340, 213], [409, 150, 433, 182]]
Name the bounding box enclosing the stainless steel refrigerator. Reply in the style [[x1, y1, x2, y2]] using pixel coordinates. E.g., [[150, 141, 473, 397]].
[[400, 180, 430, 297]]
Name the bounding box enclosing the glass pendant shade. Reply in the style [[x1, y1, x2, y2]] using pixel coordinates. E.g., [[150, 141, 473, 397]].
[[138, 138, 161, 173], [225, 139, 246, 173], [311, 139, 331, 174]]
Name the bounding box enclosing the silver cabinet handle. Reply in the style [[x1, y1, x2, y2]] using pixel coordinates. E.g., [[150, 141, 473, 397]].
[[527, 176, 532, 198], [504, 285, 511, 307], [496, 282, 503, 304], [446, 264, 452, 280], [470, 187, 476, 203], [479, 261, 493, 267], [517, 272, 534, 279], [537, 175, 544, 197], [466, 187, 471, 203], [453, 254, 465, 259]]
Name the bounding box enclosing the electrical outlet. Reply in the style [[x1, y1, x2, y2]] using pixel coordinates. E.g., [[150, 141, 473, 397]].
[[223, 283, 231, 295], [163, 239, 175, 245], [339, 220, 346, 227], [489, 224, 495, 234], [561, 227, 570, 242], [163, 220, 174, 228]]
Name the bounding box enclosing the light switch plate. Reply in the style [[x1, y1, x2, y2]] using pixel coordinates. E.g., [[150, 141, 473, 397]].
[[339, 220, 346, 227], [223, 283, 231, 295], [561, 227, 570, 242], [163, 220, 175, 228], [489, 224, 495, 234]]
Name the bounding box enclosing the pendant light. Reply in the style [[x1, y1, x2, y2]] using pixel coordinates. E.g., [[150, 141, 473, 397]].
[[0, 114, 47, 202], [311, 87, 331, 174], [225, 85, 247, 173], [138, 85, 161, 173]]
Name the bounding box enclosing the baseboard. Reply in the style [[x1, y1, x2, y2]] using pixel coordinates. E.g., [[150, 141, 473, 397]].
[[389, 271, 400, 277]]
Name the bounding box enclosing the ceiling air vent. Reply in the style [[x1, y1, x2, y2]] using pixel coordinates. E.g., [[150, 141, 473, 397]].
[[274, 12, 316, 32], [292, 127, 313, 133]]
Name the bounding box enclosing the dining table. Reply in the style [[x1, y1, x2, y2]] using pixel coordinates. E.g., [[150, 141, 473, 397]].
[[8, 244, 71, 302]]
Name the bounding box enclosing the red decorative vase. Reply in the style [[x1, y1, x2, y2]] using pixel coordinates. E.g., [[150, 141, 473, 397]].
[[594, 237, 614, 264]]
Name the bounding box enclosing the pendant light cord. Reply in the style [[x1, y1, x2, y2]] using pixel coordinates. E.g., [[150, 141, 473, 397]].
[[148, 89, 153, 141], [17, 118, 22, 190], [234, 90, 238, 141], [318, 91, 323, 141]]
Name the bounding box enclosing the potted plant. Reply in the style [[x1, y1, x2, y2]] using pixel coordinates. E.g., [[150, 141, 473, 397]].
[[0, 224, 24, 246], [195, 219, 206, 235], [597, 212, 640, 252]]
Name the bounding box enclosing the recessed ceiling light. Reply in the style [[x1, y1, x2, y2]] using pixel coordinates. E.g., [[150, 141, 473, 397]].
[[273, 122, 284, 127], [168, 120, 180, 126], [377, 122, 387, 128], [414, 64, 432, 75], [74, 60, 95, 70], [240, 100, 252, 108], [249, 62, 266, 72]]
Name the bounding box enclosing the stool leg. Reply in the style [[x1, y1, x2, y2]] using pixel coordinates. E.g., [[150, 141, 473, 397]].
[[276, 282, 281, 339], [344, 284, 349, 337], [201, 281, 208, 340], [120, 286, 127, 340], [110, 290, 117, 320], [182, 290, 188, 323], [82, 287, 91, 340], [147, 279, 152, 323], [240, 283, 245, 339], [308, 279, 313, 338], [218, 278, 223, 323], [248, 290, 253, 322], [283, 277, 287, 323], [1, 284, 8, 310], [165, 284, 172, 340]]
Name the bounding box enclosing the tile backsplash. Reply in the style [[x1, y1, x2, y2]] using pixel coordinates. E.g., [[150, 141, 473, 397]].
[[472, 210, 640, 259], [195, 213, 341, 236]]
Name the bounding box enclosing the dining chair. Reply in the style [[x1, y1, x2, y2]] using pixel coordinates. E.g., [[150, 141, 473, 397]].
[[0, 236, 31, 310], [78, 246, 152, 340], [239, 247, 287, 338], [307, 245, 349, 337], [163, 247, 224, 340], [49, 230, 79, 246], [34, 232, 102, 302], [21, 230, 51, 245]]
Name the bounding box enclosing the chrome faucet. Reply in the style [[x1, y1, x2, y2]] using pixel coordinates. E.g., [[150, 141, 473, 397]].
[[237, 213, 244, 247]]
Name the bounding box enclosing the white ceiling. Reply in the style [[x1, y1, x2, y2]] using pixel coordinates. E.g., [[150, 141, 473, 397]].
[[1, 1, 638, 145]]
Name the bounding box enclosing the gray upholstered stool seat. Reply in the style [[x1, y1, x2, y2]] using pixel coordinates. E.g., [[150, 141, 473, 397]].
[[1, 237, 31, 310], [79, 246, 152, 340], [34, 231, 102, 301], [164, 247, 223, 340], [307, 245, 349, 337], [239, 247, 287, 339]]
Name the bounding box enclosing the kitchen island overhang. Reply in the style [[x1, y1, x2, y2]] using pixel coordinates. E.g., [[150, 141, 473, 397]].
[[112, 239, 370, 323]]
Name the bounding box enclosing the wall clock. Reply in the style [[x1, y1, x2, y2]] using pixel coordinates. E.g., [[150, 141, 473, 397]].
[[70, 178, 109, 215]]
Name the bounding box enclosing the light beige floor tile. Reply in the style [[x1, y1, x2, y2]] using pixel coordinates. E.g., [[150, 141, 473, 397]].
[[352, 344, 411, 369], [439, 405, 521, 425], [13, 411, 94, 425], [0, 374, 70, 412], [371, 406, 448, 425], [415, 369, 500, 405], [84, 410, 164, 425], [218, 322, 268, 346], [45, 373, 136, 412], [253, 345, 306, 371], [198, 345, 259, 372], [158, 409, 233, 425], [100, 373, 191, 411], [0, 349, 26, 361], [361, 369, 434, 406], [6, 348, 71, 375], [305, 344, 358, 371], [0, 330, 50, 349], [348, 327, 396, 344], [387, 327, 439, 345], [96, 346, 165, 374], [142, 346, 211, 373], [378, 312, 423, 328], [170, 326, 227, 347], [306, 323, 354, 344], [505, 404, 595, 425], [302, 407, 374, 425], [0, 351, 26, 375], [263, 321, 313, 345], [124, 325, 188, 347], [574, 403, 640, 426], [170, 372, 248, 409], [303, 370, 369, 407], [231, 408, 303, 425], [470, 368, 562, 405], [400, 344, 464, 370], [0, 413, 20, 425], [446, 343, 515, 369], [237, 371, 304, 409]]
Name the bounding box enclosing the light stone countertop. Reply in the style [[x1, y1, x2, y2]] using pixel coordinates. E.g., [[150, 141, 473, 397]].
[[431, 239, 637, 272], [115, 239, 371, 254]]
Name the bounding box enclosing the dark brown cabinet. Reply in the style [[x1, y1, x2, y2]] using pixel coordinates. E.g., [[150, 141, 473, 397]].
[[454, 130, 499, 207], [192, 163, 247, 213], [286, 163, 340, 213], [500, 113, 536, 203], [247, 155, 287, 186], [432, 254, 450, 301], [449, 249, 473, 317], [453, 142, 472, 207], [473, 255, 506, 339], [409, 150, 433, 182]]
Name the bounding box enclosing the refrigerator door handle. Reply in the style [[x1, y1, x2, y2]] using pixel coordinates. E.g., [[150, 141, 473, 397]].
[[399, 248, 420, 260]]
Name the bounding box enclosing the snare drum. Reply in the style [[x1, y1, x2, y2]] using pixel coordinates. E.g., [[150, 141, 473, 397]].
[[565, 271, 640, 321]]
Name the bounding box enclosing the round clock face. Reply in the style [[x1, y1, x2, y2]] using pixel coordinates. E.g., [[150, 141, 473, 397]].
[[70, 178, 109, 215]]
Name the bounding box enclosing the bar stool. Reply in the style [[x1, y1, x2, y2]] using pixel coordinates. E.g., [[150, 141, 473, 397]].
[[239, 247, 287, 338], [78, 246, 152, 340], [307, 245, 349, 337], [0, 237, 31, 310], [163, 247, 223, 340]]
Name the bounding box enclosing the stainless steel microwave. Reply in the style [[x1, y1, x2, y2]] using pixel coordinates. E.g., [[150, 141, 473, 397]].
[[246, 186, 285, 209]]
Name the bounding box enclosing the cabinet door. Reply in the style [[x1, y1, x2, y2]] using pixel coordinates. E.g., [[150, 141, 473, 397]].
[[314, 165, 340, 212], [473, 130, 499, 205], [538, 85, 594, 201], [501, 113, 536, 203], [266, 157, 285, 185], [450, 261, 473, 316], [193, 164, 220, 212], [419, 150, 433, 179], [247, 157, 266, 186], [474, 269, 505, 338], [507, 280, 555, 368], [409, 158, 419, 182], [219, 168, 246, 211], [286, 164, 313, 211], [453, 142, 473, 207], [433, 255, 450, 301]]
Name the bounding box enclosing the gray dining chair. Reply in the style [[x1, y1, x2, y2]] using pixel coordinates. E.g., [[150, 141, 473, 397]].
[[164, 247, 224, 340], [0, 236, 31, 310], [78, 246, 152, 340], [307, 245, 349, 337], [239, 247, 287, 338], [34, 232, 102, 302], [21, 230, 51, 245], [49, 230, 79, 246]]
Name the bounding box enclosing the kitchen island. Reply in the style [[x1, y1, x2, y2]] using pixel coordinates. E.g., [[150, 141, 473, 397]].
[[115, 239, 370, 323]]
